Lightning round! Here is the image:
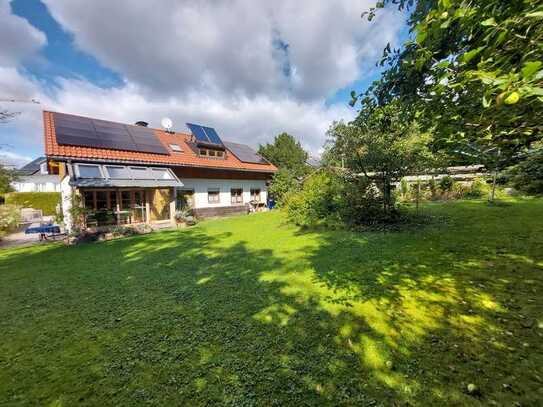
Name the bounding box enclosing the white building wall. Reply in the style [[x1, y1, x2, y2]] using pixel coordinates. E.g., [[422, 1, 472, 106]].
[[60, 176, 74, 233], [12, 181, 61, 192], [178, 178, 268, 208]]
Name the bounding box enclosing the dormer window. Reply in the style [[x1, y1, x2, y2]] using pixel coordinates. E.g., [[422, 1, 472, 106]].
[[198, 148, 225, 159]]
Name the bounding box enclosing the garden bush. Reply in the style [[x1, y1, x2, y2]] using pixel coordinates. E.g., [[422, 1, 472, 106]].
[[4, 192, 61, 216], [505, 148, 543, 195], [0, 204, 21, 239], [451, 182, 470, 199], [268, 169, 298, 207], [465, 177, 491, 199], [286, 171, 408, 228], [340, 178, 405, 225], [438, 176, 454, 193], [285, 170, 343, 227]]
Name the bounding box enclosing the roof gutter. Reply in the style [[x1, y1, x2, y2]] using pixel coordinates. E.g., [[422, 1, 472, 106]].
[[46, 155, 277, 174]]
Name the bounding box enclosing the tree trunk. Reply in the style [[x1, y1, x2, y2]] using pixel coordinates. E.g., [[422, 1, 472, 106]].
[[416, 178, 420, 215], [490, 169, 498, 202], [383, 176, 392, 215]]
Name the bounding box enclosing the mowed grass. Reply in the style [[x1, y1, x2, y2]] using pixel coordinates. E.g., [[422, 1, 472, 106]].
[[1, 200, 542, 406]]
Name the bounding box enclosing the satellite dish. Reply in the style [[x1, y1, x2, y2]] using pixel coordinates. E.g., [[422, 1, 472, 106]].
[[161, 117, 173, 130]]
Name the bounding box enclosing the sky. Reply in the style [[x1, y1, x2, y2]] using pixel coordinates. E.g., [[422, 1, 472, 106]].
[[0, 0, 408, 167]]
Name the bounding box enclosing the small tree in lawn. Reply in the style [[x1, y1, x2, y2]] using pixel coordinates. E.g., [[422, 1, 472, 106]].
[[325, 103, 433, 217]]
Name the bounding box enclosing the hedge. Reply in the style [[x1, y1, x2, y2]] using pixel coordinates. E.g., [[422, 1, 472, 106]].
[[4, 192, 61, 216]]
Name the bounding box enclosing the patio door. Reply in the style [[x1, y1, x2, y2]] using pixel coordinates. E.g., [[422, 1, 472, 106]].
[[119, 189, 146, 224]]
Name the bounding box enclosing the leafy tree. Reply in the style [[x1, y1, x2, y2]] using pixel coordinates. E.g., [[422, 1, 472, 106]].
[[325, 103, 434, 214], [506, 143, 543, 195], [268, 169, 298, 207], [353, 0, 543, 167], [258, 133, 309, 176], [285, 170, 343, 227], [0, 165, 16, 194], [259, 133, 310, 205]]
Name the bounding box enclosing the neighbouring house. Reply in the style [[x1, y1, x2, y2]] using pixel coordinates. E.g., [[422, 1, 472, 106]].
[[12, 157, 61, 192], [42, 111, 277, 232]]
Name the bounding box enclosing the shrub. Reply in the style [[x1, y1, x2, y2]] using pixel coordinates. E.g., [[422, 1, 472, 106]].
[[0, 204, 21, 238], [285, 170, 343, 227], [452, 182, 470, 199], [465, 177, 491, 199], [506, 148, 543, 195], [286, 171, 408, 228], [340, 178, 401, 226], [400, 178, 409, 197], [268, 169, 298, 207], [438, 176, 454, 192], [428, 177, 438, 200], [4, 192, 61, 216]]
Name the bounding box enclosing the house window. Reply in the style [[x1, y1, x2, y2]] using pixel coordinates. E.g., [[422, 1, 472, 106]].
[[82, 191, 96, 210], [208, 150, 216, 157], [105, 166, 130, 179], [77, 164, 103, 178], [169, 144, 182, 152], [216, 150, 224, 157], [151, 168, 173, 180], [250, 188, 261, 202], [199, 149, 207, 156], [120, 191, 131, 210], [96, 191, 108, 210], [208, 189, 220, 204], [231, 188, 243, 205], [130, 167, 155, 179]]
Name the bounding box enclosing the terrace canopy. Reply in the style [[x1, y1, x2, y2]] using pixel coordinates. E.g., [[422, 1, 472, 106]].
[[69, 163, 181, 227]]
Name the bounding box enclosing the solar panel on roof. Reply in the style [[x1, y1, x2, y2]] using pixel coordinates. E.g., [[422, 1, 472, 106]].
[[186, 123, 224, 146], [202, 126, 222, 145], [53, 112, 169, 155], [224, 141, 268, 164], [186, 123, 210, 143]]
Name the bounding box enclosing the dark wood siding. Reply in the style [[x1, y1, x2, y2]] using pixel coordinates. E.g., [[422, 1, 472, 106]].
[[173, 167, 272, 180], [193, 205, 248, 218]]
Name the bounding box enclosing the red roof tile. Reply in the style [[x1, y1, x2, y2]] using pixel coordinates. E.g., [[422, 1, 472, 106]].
[[43, 111, 277, 173]]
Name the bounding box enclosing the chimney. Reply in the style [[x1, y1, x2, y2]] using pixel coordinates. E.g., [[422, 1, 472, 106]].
[[135, 121, 149, 127]]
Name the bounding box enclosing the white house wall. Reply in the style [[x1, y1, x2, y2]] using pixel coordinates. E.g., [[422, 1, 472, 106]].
[[178, 178, 268, 208], [60, 176, 74, 233], [12, 181, 61, 192]]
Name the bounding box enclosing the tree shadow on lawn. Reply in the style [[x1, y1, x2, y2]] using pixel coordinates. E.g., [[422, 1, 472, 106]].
[[2, 227, 395, 405], [286, 199, 543, 405], [1, 202, 542, 406]]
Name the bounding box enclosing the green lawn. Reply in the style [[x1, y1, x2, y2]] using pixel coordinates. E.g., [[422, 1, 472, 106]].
[[1, 200, 542, 406]]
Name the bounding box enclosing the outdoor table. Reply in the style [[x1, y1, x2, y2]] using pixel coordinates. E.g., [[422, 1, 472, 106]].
[[25, 224, 62, 241]]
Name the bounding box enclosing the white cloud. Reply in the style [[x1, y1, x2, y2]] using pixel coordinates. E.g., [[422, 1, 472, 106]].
[[0, 149, 33, 167], [0, 0, 404, 159], [0, 0, 46, 67], [42, 0, 402, 100], [44, 78, 355, 153]]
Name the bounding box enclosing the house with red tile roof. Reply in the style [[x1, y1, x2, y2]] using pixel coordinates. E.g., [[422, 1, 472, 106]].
[[43, 111, 277, 231]]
